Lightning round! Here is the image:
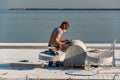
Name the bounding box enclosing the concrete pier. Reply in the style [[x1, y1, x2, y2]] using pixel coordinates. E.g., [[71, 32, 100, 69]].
[[0, 43, 120, 80]]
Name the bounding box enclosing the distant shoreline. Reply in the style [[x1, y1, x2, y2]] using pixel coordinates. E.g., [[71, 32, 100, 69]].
[[8, 8, 120, 11]]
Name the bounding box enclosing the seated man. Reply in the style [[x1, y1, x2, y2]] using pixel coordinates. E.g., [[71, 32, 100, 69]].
[[48, 21, 70, 54]]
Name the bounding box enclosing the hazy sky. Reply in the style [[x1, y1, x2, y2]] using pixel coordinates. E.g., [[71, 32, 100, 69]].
[[0, 0, 120, 9]]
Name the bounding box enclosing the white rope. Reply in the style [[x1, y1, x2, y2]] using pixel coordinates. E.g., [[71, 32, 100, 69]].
[[113, 74, 119, 80], [65, 70, 97, 76]]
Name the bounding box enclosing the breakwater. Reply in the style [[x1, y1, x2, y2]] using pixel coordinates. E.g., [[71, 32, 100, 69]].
[[8, 8, 120, 11]]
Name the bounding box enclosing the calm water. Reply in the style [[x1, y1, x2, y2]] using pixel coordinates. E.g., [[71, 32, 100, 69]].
[[0, 10, 120, 43]]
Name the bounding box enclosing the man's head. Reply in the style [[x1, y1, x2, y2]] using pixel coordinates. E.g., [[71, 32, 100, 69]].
[[60, 21, 70, 32]]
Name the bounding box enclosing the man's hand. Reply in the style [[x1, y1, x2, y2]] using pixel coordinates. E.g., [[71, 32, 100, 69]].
[[61, 39, 69, 45], [64, 39, 69, 43]]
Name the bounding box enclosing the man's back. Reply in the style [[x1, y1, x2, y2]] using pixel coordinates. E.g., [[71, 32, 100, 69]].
[[49, 27, 63, 46]]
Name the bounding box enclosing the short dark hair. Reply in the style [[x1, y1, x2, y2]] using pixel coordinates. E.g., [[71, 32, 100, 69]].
[[61, 21, 69, 27]]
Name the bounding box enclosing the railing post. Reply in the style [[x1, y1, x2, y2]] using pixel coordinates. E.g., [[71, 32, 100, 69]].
[[112, 39, 117, 67]]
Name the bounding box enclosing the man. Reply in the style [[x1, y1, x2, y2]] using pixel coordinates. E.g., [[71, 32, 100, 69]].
[[48, 21, 70, 52]]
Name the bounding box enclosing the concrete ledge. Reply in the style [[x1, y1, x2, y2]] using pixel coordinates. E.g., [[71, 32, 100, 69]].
[[0, 46, 47, 49], [86, 43, 120, 49], [0, 43, 120, 49], [0, 43, 48, 49]]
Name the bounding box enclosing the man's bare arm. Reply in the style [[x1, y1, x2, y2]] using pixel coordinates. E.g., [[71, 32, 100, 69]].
[[55, 30, 65, 45]]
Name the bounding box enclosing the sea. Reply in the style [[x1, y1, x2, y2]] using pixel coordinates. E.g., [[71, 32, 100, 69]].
[[0, 10, 120, 43]]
